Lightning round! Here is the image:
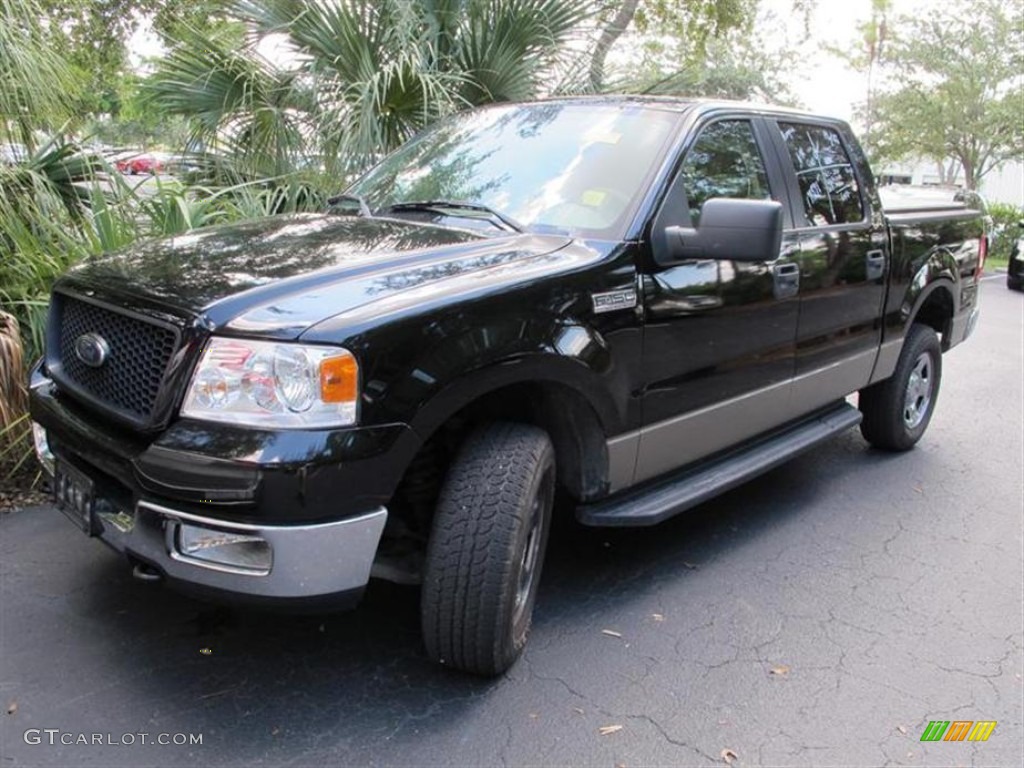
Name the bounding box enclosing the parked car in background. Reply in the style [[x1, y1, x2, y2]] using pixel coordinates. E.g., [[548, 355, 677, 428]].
[[115, 152, 166, 175], [1008, 221, 1024, 291]]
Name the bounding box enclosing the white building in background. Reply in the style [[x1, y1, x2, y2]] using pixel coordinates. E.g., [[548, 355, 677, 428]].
[[877, 159, 1024, 208]]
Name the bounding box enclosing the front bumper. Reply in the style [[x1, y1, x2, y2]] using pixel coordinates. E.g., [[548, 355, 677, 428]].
[[93, 498, 386, 602], [28, 362, 407, 604]]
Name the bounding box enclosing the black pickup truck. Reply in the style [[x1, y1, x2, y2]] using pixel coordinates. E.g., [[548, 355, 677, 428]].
[[29, 98, 985, 675]]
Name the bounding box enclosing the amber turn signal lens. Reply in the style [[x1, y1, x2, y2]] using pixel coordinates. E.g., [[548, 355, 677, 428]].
[[319, 352, 358, 403]]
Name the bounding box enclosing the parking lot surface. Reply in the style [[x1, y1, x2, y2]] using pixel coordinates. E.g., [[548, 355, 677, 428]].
[[1, 278, 1021, 767]]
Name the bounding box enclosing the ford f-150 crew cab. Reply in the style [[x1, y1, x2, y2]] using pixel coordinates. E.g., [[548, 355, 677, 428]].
[[29, 97, 985, 675]]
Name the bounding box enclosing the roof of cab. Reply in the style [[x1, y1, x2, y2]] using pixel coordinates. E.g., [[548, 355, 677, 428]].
[[523, 94, 835, 122]]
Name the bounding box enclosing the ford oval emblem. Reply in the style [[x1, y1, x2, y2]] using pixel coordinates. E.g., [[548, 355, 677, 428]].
[[74, 333, 110, 368]]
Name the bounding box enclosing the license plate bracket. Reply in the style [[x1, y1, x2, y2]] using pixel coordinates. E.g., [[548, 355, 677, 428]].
[[54, 460, 95, 535]]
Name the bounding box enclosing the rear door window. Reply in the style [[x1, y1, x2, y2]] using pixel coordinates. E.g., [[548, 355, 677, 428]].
[[779, 123, 864, 227]]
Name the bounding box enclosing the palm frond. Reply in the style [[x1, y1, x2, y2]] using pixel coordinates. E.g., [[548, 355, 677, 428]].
[[0, 0, 79, 147], [144, 25, 311, 177]]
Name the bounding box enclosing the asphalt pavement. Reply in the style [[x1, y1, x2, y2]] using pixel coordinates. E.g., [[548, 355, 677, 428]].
[[1, 278, 1021, 767]]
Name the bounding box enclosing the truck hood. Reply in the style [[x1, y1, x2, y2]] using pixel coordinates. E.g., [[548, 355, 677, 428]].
[[64, 213, 578, 339]]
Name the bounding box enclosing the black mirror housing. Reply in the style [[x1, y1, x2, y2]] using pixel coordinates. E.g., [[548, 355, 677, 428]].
[[664, 198, 783, 262]]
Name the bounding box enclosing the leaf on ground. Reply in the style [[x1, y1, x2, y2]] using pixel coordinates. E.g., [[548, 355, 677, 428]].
[[601, 629, 622, 638], [913, 485, 923, 494], [6, 701, 16, 715], [897, 725, 908, 734], [651, 613, 665, 622], [769, 664, 790, 677], [599, 724, 624, 736], [573, 707, 585, 715], [721, 748, 739, 764]]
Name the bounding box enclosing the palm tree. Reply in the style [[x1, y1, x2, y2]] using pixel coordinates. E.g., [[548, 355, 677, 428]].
[[145, 0, 592, 179], [0, 0, 79, 149]]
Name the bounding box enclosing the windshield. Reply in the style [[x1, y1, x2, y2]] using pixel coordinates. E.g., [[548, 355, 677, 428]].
[[347, 103, 681, 239]]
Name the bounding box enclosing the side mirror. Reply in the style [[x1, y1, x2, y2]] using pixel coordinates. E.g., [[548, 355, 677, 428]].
[[664, 198, 783, 262]]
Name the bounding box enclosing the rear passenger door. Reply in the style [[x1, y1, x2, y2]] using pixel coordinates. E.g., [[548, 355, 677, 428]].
[[770, 121, 887, 408]]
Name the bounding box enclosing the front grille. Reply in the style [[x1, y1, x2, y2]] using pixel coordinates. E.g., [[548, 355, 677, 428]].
[[53, 295, 180, 426]]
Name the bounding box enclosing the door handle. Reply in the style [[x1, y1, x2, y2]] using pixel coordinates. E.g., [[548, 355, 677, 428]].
[[772, 262, 799, 299], [866, 249, 886, 281]]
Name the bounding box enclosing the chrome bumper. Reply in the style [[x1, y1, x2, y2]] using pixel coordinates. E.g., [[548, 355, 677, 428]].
[[95, 499, 387, 600]]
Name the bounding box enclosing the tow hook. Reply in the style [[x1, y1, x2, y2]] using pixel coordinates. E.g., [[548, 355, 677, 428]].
[[132, 562, 163, 583]]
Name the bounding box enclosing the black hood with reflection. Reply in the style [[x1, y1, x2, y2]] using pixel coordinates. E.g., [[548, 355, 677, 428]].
[[65, 213, 575, 339]]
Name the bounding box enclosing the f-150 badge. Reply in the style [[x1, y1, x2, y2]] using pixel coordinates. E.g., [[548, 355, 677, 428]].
[[591, 289, 638, 314]]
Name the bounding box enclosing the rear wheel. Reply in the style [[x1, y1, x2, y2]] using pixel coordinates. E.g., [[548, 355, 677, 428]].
[[859, 324, 942, 451], [421, 422, 555, 676]]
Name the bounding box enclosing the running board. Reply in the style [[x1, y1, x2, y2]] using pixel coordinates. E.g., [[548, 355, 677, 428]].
[[577, 402, 862, 527]]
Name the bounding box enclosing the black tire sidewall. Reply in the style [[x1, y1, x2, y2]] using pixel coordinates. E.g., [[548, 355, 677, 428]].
[[420, 423, 556, 675], [861, 324, 942, 450], [506, 454, 555, 652]]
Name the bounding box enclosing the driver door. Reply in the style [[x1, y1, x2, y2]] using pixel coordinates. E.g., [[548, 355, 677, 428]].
[[632, 117, 801, 484]]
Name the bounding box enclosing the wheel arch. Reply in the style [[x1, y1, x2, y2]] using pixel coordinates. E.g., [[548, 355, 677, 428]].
[[901, 247, 960, 349], [407, 360, 616, 503]]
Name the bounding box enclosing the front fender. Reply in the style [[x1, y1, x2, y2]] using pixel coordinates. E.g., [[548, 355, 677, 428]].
[[385, 320, 621, 441]]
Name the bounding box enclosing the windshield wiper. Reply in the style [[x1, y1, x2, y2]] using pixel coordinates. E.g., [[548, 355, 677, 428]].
[[383, 200, 524, 233], [326, 193, 372, 217]]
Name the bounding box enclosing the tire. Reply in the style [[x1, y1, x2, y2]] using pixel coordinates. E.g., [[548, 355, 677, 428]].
[[859, 324, 942, 451], [1008, 276, 1023, 292], [421, 422, 555, 676]]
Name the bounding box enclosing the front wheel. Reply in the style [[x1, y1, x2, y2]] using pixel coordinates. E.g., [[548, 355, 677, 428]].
[[421, 422, 555, 676], [859, 324, 942, 451]]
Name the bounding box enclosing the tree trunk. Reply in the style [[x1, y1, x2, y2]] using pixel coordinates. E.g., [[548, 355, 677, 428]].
[[960, 156, 975, 190], [589, 0, 642, 91]]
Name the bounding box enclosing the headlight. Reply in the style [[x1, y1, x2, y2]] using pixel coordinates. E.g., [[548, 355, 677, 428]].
[[181, 338, 359, 428]]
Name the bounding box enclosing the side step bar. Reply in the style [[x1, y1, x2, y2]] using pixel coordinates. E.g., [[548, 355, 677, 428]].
[[577, 402, 862, 528]]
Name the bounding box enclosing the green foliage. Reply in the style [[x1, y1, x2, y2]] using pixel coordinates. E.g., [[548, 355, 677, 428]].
[[0, 0, 79, 146], [28, 1, 241, 125], [630, 0, 750, 42], [152, 0, 241, 44], [588, 0, 757, 91], [144, 0, 593, 179], [34, 0, 150, 120], [614, 26, 799, 104], [866, 0, 1024, 190], [595, 1, 800, 103], [987, 202, 1024, 260]]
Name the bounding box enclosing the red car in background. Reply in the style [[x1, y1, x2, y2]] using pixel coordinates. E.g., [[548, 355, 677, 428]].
[[115, 152, 165, 175]]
